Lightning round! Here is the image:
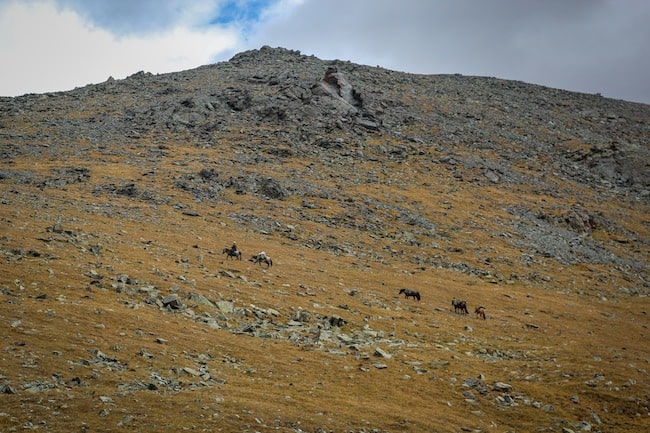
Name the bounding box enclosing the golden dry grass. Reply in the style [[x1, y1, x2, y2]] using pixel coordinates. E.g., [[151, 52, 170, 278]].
[[1, 141, 648, 433]]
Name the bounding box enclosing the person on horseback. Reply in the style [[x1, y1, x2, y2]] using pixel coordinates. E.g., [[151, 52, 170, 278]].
[[230, 241, 238, 254]]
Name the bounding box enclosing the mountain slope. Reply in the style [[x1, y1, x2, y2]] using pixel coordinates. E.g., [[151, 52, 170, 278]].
[[1, 46, 648, 433]]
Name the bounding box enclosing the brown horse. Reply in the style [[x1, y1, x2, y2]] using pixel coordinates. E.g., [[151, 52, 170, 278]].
[[399, 288, 421, 301], [475, 306, 486, 320], [452, 298, 468, 314]]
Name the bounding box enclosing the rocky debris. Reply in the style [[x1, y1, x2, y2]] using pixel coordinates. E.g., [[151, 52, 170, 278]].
[[1, 383, 19, 394], [0, 166, 90, 189], [258, 177, 289, 199], [2, 46, 645, 289], [84, 349, 127, 370], [21, 381, 57, 393], [506, 204, 645, 272], [174, 169, 224, 201], [493, 381, 513, 392], [99, 278, 418, 356], [373, 347, 392, 359], [161, 294, 182, 310]]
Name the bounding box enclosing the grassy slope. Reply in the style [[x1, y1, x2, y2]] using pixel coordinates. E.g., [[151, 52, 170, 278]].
[[1, 67, 649, 432]]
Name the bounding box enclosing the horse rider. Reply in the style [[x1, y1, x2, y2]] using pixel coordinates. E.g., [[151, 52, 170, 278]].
[[231, 241, 238, 254]]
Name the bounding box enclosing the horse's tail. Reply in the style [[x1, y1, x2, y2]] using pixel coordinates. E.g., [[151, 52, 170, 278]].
[[416, 292, 421, 301]]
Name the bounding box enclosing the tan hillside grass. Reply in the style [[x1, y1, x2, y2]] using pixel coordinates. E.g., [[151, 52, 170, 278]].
[[2, 136, 648, 432]]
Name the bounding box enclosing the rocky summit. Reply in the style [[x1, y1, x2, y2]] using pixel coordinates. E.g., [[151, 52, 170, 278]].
[[1, 45, 649, 432]]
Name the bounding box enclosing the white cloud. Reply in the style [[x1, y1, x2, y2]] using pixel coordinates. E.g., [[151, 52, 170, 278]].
[[54, 0, 223, 34], [0, 0, 239, 96]]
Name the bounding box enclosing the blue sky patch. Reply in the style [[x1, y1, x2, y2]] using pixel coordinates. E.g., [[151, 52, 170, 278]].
[[210, 0, 276, 26]]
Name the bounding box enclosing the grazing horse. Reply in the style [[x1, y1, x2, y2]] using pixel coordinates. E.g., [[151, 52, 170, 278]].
[[222, 247, 242, 260], [250, 251, 272, 267], [452, 298, 468, 314], [475, 306, 486, 320], [399, 288, 421, 301]]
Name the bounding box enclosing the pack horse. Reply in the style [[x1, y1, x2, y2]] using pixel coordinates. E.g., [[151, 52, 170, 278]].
[[250, 251, 272, 267]]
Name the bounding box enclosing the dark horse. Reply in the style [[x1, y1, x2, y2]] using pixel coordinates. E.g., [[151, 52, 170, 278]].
[[399, 288, 421, 301], [250, 252, 272, 268], [475, 306, 486, 320], [222, 247, 242, 260], [452, 298, 468, 314]]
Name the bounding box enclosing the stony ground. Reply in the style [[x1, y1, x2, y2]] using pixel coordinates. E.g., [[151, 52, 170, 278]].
[[1, 46, 649, 433]]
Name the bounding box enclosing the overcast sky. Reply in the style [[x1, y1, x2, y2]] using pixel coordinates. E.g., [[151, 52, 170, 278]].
[[1, 0, 649, 104]]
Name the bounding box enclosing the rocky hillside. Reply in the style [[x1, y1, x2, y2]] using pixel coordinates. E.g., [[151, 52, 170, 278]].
[[0, 46, 648, 433]]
